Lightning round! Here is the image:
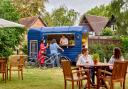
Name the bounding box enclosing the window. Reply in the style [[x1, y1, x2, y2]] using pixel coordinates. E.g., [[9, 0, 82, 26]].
[[46, 33, 75, 46], [30, 40, 38, 57]]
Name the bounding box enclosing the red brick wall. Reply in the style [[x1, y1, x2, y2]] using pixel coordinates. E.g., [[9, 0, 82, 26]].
[[31, 19, 45, 28], [25, 19, 46, 42]]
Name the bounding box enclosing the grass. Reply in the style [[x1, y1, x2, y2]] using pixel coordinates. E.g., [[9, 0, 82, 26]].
[[0, 67, 128, 89]]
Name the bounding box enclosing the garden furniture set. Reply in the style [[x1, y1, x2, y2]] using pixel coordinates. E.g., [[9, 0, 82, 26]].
[[0, 55, 27, 82], [61, 59, 128, 89]]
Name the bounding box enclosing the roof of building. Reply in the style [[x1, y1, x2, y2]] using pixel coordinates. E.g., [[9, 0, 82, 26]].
[[106, 15, 116, 27], [79, 15, 109, 35], [19, 16, 47, 28]]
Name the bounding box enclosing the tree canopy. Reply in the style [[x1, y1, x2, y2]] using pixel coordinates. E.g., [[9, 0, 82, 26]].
[[101, 27, 113, 36], [0, 0, 20, 21], [11, 0, 48, 18], [86, 5, 111, 17], [43, 7, 79, 26], [110, 0, 128, 35]]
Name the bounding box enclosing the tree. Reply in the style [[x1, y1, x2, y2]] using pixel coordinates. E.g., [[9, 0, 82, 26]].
[[43, 7, 79, 26], [11, 0, 48, 18], [0, 0, 20, 21], [0, 0, 25, 57], [110, 0, 128, 36], [86, 5, 111, 17]]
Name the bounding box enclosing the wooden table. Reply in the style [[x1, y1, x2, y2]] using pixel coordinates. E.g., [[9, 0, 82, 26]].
[[77, 62, 113, 88], [80, 62, 113, 67]]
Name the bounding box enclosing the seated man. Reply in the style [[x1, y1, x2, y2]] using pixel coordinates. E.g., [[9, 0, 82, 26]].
[[60, 35, 68, 45]]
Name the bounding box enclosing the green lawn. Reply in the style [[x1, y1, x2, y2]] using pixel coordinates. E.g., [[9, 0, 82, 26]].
[[0, 68, 128, 89]]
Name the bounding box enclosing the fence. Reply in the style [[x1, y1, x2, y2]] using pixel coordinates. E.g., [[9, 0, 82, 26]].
[[88, 36, 121, 46]]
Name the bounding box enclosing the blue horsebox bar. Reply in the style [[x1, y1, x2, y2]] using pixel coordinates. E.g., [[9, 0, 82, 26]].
[[28, 26, 89, 63]]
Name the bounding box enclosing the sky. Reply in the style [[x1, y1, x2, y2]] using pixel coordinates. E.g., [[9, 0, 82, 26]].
[[45, 0, 112, 15]]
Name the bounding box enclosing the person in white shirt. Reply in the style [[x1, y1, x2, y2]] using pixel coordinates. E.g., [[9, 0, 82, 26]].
[[108, 47, 124, 70], [60, 35, 68, 45], [76, 48, 95, 85], [76, 51, 94, 66]]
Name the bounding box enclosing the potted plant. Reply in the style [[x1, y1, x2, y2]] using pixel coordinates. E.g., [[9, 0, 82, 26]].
[[92, 53, 100, 65], [69, 40, 75, 45]]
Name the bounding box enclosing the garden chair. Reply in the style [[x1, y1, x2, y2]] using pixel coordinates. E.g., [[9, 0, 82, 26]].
[[7, 55, 24, 80], [0, 58, 7, 82], [61, 60, 91, 89], [97, 61, 128, 89]]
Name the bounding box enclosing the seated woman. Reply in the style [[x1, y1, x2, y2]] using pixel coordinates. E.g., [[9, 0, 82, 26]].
[[108, 47, 124, 71], [76, 48, 95, 85]]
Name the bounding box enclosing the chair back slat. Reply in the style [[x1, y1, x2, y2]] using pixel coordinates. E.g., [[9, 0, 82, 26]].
[[112, 61, 128, 80], [0, 60, 6, 72], [61, 60, 73, 79], [19, 55, 25, 65], [9, 55, 20, 67]]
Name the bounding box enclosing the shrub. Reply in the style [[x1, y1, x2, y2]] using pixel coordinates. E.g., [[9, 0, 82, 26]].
[[101, 27, 113, 36], [21, 43, 28, 55], [124, 53, 128, 60], [89, 44, 117, 62], [89, 44, 104, 62], [120, 36, 128, 53]]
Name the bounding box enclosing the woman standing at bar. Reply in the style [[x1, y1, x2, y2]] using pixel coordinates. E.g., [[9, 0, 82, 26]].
[[38, 39, 48, 66]]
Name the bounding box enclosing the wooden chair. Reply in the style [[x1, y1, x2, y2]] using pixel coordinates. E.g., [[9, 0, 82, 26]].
[[97, 61, 128, 89], [0, 58, 7, 82], [61, 60, 91, 89], [7, 55, 24, 80]]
